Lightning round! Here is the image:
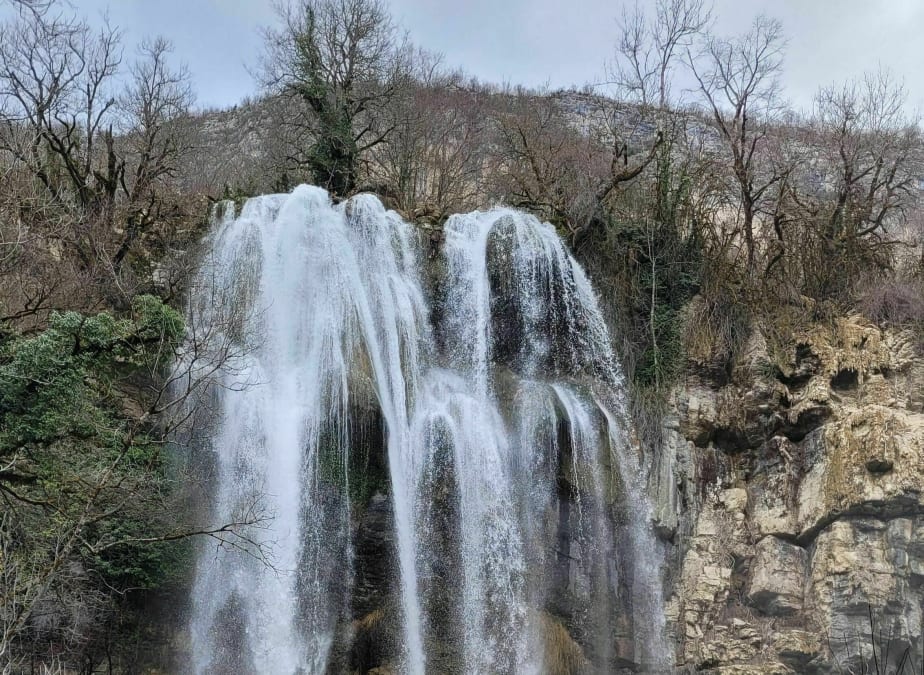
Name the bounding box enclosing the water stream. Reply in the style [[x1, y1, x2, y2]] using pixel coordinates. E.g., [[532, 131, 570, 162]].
[[186, 186, 668, 673]]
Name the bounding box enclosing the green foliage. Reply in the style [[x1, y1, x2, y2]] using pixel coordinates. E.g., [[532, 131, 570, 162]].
[[632, 296, 687, 388], [131, 294, 185, 348], [583, 142, 704, 396], [289, 6, 360, 195], [90, 518, 194, 590], [0, 296, 183, 455], [611, 215, 700, 390], [0, 295, 188, 613], [306, 120, 359, 196]]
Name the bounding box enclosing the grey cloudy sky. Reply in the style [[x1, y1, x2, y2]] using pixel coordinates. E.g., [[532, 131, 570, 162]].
[[33, 1, 924, 114]]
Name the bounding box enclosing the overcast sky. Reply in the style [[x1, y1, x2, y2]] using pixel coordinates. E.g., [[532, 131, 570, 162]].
[[12, 0, 924, 115]]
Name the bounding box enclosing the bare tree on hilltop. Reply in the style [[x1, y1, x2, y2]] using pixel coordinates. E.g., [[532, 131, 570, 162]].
[[690, 15, 787, 272], [260, 0, 409, 196], [0, 7, 195, 317]]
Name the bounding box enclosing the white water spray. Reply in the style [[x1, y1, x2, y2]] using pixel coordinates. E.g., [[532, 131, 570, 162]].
[[187, 187, 668, 673]]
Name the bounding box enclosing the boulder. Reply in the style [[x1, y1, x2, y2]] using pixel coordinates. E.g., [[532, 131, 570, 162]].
[[746, 536, 806, 616]]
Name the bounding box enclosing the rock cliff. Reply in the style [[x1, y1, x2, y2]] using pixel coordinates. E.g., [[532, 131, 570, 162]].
[[658, 314, 924, 672]]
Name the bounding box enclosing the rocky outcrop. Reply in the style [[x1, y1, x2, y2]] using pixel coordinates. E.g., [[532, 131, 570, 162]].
[[746, 536, 806, 616], [660, 315, 924, 672]]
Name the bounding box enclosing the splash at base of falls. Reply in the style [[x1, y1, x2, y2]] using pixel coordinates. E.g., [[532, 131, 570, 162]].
[[186, 186, 669, 674]]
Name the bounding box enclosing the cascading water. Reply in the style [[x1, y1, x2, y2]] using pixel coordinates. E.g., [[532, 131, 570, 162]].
[[186, 186, 669, 673]]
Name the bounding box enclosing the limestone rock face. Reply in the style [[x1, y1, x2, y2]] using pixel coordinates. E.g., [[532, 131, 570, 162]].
[[809, 517, 924, 670], [746, 537, 806, 616], [661, 315, 924, 672]]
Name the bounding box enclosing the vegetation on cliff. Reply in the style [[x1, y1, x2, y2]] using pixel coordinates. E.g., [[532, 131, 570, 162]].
[[0, 298, 190, 663]]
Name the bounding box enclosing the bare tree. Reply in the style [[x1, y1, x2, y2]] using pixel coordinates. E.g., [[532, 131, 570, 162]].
[[366, 52, 490, 216], [588, 0, 712, 224], [812, 71, 920, 245], [112, 37, 195, 269], [0, 11, 122, 219], [0, 8, 125, 321], [491, 88, 610, 240], [690, 15, 786, 270], [569, 0, 715, 243], [2, 0, 51, 15], [260, 0, 407, 196], [0, 9, 196, 321], [613, 0, 711, 112], [781, 70, 923, 300]]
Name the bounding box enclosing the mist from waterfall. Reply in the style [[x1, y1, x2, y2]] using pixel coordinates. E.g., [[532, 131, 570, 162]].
[[186, 186, 668, 673]]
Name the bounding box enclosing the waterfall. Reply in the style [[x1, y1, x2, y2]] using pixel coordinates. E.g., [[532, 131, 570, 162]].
[[186, 187, 668, 673]]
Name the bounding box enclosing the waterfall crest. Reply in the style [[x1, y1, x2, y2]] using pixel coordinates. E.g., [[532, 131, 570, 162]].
[[187, 187, 668, 673]]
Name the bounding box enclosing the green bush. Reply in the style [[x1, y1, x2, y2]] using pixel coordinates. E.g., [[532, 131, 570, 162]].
[[0, 296, 190, 664]]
